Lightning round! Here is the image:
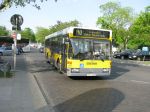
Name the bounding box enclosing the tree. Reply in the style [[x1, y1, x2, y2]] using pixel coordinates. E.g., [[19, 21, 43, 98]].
[[49, 20, 80, 33], [35, 20, 80, 43], [35, 27, 50, 43], [0, 26, 9, 36], [130, 6, 150, 48], [97, 2, 134, 50], [0, 0, 57, 11], [21, 28, 35, 41]]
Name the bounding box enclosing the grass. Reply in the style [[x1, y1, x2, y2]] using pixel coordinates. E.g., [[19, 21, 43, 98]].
[[0, 71, 14, 78], [142, 61, 150, 65]]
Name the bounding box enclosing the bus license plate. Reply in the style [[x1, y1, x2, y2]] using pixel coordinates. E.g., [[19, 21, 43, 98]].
[[87, 74, 96, 76]]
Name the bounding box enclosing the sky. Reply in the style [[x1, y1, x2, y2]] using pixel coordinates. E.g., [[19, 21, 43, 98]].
[[0, 0, 150, 32]]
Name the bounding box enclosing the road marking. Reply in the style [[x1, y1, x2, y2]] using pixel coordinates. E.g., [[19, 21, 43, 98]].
[[130, 80, 150, 84]]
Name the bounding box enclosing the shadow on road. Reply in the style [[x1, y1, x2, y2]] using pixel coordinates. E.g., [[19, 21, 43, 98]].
[[69, 76, 104, 80], [106, 61, 140, 80], [29, 61, 55, 73], [31, 61, 133, 80], [29, 55, 141, 80], [36, 88, 124, 112], [30, 67, 54, 73], [69, 61, 132, 80], [104, 62, 130, 80], [53, 88, 124, 112]]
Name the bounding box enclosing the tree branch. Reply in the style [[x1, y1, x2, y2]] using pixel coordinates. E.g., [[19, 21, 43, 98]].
[[0, 0, 11, 11], [0, 0, 58, 11]]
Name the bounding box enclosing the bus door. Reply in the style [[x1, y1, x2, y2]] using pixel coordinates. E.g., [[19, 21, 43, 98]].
[[61, 39, 69, 72]]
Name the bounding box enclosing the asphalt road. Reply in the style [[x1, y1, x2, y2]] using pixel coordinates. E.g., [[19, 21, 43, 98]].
[[20, 52, 150, 112]]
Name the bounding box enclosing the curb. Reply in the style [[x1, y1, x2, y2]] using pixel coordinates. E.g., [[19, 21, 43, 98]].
[[33, 75, 56, 112]]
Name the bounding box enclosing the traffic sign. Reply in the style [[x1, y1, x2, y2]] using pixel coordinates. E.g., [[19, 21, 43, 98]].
[[12, 25, 21, 31], [10, 14, 23, 26], [17, 34, 21, 40]]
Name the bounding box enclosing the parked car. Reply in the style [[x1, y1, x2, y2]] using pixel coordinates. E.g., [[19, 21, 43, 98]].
[[0, 46, 20, 56], [129, 50, 150, 61], [39, 46, 44, 53], [113, 49, 134, 59], [0, 46, 13, 56]]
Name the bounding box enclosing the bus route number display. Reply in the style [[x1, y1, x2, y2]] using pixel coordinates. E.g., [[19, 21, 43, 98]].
[[73, 28, 110, 38]]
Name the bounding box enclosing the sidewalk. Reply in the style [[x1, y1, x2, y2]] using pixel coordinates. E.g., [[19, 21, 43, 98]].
[[0, 55, 49, 112]]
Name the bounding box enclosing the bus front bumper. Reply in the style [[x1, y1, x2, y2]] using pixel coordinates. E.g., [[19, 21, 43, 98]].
[[67, 68, 111, 76]]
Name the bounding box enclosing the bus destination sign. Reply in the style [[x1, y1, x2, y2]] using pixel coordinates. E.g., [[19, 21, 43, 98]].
[[73, 28, 110, 38]]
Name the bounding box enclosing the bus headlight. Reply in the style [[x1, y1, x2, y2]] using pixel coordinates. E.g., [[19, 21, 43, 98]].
[[71, 68, 80, 73], [102, 68, 109, 72]]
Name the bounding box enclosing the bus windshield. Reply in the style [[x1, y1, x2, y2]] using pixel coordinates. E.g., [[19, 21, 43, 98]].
[[70, 38, 111, 60]]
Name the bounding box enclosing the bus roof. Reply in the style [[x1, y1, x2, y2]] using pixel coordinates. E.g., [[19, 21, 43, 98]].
[[45, 27, 112, 40]]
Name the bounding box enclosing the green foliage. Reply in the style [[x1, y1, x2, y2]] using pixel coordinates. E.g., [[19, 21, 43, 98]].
[[20, 28, 35, 41], [0, 26, 9, 36], [97, 1, 134, 50], [49, 20, 80, 33], [130, 6, 150, 48], [0, 0, 57, 11], [35, 20, 80, 43], [35, 27, 50, 43]]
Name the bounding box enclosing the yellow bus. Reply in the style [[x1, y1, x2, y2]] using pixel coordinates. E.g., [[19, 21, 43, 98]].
[[45, 27, 112, 76]]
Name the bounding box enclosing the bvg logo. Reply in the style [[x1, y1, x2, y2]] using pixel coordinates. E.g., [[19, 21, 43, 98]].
[[86, 62, 97, 65]]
